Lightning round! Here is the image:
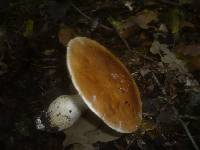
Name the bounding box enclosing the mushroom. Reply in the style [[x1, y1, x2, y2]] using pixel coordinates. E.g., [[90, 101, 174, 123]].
[[36, 37, 142, 133]]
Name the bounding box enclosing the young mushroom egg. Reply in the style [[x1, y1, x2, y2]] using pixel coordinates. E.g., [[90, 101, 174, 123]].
[[47, 95, 82, 131]]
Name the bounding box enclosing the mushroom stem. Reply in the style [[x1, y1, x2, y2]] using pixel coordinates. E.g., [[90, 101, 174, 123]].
[[69, 95, 88, 112], [35, 95, 88, 131]]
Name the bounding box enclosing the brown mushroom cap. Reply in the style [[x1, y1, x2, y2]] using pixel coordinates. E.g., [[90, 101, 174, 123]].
[[67, 37, 142, 133]]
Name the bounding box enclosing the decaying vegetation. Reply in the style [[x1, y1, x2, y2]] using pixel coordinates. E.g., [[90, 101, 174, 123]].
[[0, 0, 200, 150]]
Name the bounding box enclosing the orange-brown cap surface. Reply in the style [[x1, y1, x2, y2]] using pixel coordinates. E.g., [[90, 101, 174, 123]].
[[67, 37, 142, 133]]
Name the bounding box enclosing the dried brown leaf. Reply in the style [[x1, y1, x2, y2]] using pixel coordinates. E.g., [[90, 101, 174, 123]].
[[176, 44, 200, 57], [109, 10, 158, 39], [63, 112, 120, 150], [150, 40, 188, 73], [176, 44, 200, 70], [133, 10, 158, 29]]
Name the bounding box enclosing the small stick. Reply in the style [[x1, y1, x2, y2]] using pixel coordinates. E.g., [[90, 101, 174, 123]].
[[107, 20, 132, 51], [71, 3, 91, 20], [70, 3, 113, 31], [180, 115, 200, 120], [152, 72, 199, 150], [152, 73, 167, 95], [71, 2, 131, 49], [119, 35, 132, 51], [173, 107, 200, 150]]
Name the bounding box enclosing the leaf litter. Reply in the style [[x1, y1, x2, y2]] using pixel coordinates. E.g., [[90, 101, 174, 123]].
[[0, 0, 200, 150]]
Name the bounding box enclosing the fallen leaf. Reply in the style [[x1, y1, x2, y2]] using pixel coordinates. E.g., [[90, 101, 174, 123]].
[[133, 9, 158, 29], [108, 17, 124, 32], [150, 40, 162, 55], [150, 40, 187, 73], [165, 8, 183, 34], [176, 43, 200, 70], [158, 24, 168, 33], [140, 67, 150, 77], [185, 75, 200, 86], [63, 111, 120, 150], [181, 21, 195, 28], [189, 57, 200, 71], [176, 44, 200, 57], [108, 17, 133, 39], [122, 9, 158, 31], [108, 10, 158, 39]]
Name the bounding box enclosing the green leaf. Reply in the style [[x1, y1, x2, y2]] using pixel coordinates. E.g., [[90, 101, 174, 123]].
[[165, 8, 183, 34], [107, 17, 124, 31], [23, 19, 34, 37]]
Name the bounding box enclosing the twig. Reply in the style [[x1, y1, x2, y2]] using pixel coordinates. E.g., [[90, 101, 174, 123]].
[[180, 115, 200, 121], [152, 72, 200, 150], [137, 53, 155, 62], [107, 20, 132, 51], [173, 107, 200, 150], [5, 40, 12, 51], [71, 3, 91, 20], [152, 73, 167, 95], [70, 3, 113, 31], [99, 24, 114, 32], [119, 35, 132, 51], [71, 2, 132, 50]]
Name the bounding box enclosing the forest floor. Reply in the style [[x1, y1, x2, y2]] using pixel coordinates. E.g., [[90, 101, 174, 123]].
[[0, 0, 200, 150]]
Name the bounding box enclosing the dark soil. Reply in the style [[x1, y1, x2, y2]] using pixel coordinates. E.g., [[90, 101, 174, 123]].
[[0, 0, 200, 150]]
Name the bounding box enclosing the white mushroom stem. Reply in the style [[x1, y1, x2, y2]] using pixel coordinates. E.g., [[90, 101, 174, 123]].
[[36, 95, 88, 131]]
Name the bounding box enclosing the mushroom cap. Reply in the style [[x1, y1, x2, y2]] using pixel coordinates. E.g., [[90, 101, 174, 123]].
[[67, 37, 142, 133]]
